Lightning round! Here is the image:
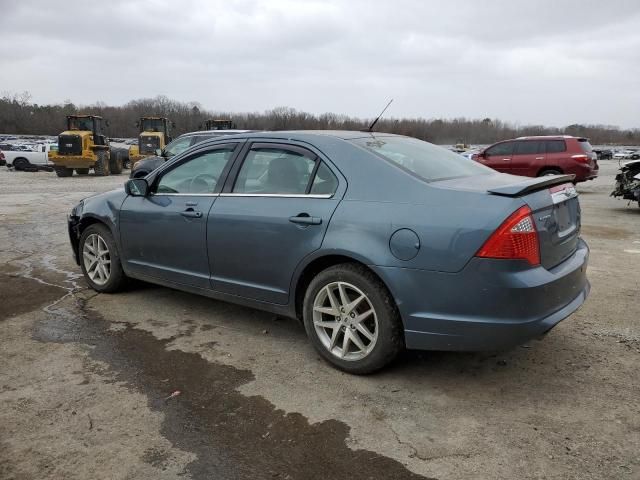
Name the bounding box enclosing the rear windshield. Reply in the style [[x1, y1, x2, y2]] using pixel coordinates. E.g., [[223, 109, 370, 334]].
[[578, 138, 593, 153], [352, 136, 491, 182]]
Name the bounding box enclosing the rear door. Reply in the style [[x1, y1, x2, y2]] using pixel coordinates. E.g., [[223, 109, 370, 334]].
[[512, 140, 545, 176], [544, 139, 567, 172], [481, 141, 514, 173], [207, 142, 343, 304]]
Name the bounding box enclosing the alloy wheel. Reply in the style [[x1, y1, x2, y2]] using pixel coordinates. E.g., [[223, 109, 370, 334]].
[[312, 281, 378, 361], [82, 233, 111, 286]]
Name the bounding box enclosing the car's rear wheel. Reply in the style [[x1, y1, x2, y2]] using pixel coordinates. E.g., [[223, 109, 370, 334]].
[[13, 158, 29, 171], [538, 168, 562, 177], [303, 263, 403, 374], [79, 224, 127, 293]]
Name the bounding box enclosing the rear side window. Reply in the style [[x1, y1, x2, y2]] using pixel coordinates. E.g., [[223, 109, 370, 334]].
[[545, 140, 566, 153], [578, 139, 593, 153], [515, 141, 544, 155], [310, 162, 338, 195], [485, 142, 514, 156], [352, 136, 490, 182], [233, 147, 316, 194]]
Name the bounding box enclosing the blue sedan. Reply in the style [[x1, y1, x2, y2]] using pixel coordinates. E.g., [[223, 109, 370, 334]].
[[68, 131, 590, 373]]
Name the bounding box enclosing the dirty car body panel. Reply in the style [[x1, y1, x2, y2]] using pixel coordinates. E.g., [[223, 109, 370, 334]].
[[68, 131, 590, 353]]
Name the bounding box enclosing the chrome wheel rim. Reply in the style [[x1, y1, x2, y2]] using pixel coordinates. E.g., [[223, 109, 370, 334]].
[[312, 281, 378, 361], [82, 233, 111, 286]]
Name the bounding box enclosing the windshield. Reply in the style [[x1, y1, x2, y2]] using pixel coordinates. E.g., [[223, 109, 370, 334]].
[[68, 117, 94, 131], [164, 136, 193, 157], [141, 118, 165, 132], [352, 136, 492, 182]]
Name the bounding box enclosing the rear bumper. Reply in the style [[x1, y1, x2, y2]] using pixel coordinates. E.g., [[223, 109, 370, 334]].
[[372, 238, 590, 351], [572, 163, 598, 182]]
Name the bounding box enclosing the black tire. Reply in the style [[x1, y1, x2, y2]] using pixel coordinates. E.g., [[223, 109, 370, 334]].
[[109, 150, 123, 174], [54, 166, 73, 177], [303, 263, 404, 374], [78, 223, 127, 293], [94, 150, 110, 176], [75, 168, 90, 175], [538, 168, 563, 177], [13, 157, 29, 171]]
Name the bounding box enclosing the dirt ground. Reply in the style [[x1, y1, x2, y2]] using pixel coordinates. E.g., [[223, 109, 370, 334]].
[[0, 162, 638, 480]]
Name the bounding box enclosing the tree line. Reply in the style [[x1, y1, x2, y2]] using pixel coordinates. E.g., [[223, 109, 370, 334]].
[[1, 91, 638, 145]]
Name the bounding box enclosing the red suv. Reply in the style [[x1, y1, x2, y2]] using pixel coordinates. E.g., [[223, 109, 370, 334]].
[[473, 136, 599, 182]]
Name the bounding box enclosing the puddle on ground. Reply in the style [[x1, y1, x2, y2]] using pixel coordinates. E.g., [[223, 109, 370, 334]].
[[0, 266, 65, 320], [33, 296, 433, 479]]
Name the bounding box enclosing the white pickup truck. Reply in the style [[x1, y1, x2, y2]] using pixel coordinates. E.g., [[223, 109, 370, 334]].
[[3, 144, 56, 170]]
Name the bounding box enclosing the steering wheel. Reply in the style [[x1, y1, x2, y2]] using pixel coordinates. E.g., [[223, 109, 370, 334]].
[[188, 174, 217, 193]]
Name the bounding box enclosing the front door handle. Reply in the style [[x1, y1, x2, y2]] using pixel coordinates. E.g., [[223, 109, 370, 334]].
[[289, 214, 322, 225], [181, 210, 203, 218], [502, 158, 510, 162]]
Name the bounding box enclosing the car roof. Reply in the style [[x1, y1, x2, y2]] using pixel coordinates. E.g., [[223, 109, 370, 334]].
[[180, 129, 253, 137], [515, 135, 581, 140], [179, 129, 405, 141]]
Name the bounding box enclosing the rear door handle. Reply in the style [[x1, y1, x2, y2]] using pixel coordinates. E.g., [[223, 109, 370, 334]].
[[502, 158, 510, 162], [181, 210, 203, 218], [289, 214, 322, 225]]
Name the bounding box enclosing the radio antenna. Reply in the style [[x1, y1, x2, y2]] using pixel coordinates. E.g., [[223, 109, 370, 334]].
[[367, 99, 393, 132]]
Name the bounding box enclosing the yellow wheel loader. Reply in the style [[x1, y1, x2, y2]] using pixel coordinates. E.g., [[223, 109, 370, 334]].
[[128, 117, 173, 168], [48, 115, 123, 177]]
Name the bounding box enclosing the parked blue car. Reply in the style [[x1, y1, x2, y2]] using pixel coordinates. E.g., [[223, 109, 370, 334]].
[[68, 131, 590, 373]]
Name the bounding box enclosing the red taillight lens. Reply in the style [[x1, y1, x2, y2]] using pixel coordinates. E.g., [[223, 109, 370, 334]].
[[476, 206, 540, 265], [571, 154, 590, 164]]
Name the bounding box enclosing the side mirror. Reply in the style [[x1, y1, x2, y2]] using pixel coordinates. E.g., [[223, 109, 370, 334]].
[[171, 122, 176, 128], [155, 148, 163, 156], [125, 178, 149, 197], [105, 120, 110, 127], [135, 121, 139, 127]]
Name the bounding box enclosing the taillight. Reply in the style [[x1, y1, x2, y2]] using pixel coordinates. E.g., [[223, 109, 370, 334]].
[[571, 154, 590, 164], [476, 206, 540, 265]]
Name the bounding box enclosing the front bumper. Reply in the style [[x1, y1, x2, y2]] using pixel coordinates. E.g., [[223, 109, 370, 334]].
[[372, 239, 590, 351]]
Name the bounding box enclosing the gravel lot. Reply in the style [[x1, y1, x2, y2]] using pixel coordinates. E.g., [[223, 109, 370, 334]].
[[1, 162, 638, 480]]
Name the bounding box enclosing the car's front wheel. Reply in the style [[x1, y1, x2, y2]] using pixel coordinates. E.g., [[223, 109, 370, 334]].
[[79, 224, 127, 293], [303, 263, 404, 374]]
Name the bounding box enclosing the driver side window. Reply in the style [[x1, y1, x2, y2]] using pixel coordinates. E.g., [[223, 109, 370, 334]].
[[156, 146, 235, 194]]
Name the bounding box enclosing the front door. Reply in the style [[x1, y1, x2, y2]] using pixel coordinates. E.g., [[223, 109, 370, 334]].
[[482, 141, 514, 173], [120, 143, 239, 288], [208, 142, 342, 304]]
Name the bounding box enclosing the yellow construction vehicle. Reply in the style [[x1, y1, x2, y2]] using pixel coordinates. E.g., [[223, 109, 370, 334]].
[[48, 115, 123, 177], [128, 117, 173, 167], [200, 119, 236, 130]]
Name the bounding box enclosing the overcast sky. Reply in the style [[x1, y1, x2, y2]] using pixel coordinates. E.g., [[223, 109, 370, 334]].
[[1, 0, 639, 127]]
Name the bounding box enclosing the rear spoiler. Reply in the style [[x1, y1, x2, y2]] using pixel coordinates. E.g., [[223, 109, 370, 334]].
[[488, 174, 576, 197]]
